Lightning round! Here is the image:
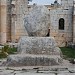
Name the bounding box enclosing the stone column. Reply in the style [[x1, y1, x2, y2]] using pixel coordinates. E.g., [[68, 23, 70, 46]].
[[0, 0, 7, 44], [73, 4, 75, 43], [73, 20, 75, 43], [15, 0, 28, 41], [0, 0, 1, 43], [11, 0, 16, 43]]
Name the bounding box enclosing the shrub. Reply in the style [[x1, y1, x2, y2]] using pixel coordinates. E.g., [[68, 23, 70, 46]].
[[0, 45, 17, 59], [0, 52, 7, 58]]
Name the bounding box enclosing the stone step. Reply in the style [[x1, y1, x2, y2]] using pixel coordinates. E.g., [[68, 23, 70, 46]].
[[18, 37, 61, 55], [6, 54, 62, 66]]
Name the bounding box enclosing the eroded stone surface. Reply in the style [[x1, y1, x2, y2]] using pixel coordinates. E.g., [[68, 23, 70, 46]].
[[0, 64, 75, 75], [17, 37, 61, 55], [5, 37, 62, 66], [6, 54, 61, 66], [24, 5, 50, 36]]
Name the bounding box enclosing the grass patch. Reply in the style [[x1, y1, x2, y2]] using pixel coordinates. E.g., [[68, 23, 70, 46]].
[[60, 47, 75, 59], [0, 45, 17, 59]]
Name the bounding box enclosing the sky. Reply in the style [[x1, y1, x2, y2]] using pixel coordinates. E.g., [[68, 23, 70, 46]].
[[29, 0, 61, 5]]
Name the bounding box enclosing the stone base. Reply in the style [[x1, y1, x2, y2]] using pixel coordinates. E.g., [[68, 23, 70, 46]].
[[6, 54, 62, 66], [5, 37, 62, 66], [18, 37, 62, 55]]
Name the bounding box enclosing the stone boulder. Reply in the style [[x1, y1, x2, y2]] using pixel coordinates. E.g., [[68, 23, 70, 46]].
[[24, 5, 50, 36]]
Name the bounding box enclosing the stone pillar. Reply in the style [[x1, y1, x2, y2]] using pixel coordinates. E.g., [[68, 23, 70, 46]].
[[15, 0, 28, 41], [11, 0, 16, 43], [73, 15, 75, 43], [73, 3, 75, 43], [0, 0, 7, 44], [6, 0, 11, 42], [0, 0, 1, 43]]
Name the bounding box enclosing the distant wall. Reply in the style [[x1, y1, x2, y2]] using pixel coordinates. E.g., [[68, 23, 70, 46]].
[[50, 7, 73, 46]]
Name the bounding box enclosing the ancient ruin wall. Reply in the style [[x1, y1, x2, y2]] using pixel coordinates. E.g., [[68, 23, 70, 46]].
[[11, 0, 28, 41], [0, 0, 7, 44], [0, 0, 11, 44], [50, 7, 73, 46]]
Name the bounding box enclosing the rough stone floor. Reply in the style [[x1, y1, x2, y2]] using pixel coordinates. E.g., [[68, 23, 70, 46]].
[[0, 59, 75, 75]]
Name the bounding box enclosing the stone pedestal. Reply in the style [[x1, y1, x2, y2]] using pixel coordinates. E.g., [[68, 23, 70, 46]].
[[17, 37, 61, 55], [6, 5, 62, 66], [6, 54, 62, 66], [6, 37, 62, 66]]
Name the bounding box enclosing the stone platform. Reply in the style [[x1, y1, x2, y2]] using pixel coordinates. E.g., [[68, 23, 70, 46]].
[[17, 37, 61, 55], [5, 37, 62, 66], [6, 54, 62, 66], [0, 59, 75, 75]]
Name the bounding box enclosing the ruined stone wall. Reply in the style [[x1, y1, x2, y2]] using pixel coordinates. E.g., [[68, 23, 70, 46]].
[[0, 0, 74, 46], [11, 0, 17, 42], [26, 0, 74, 46], [50, 7, 73, 46], [11, 0, 29, 43], [61, 0, 74, 8], [0, 0, 31, 44]]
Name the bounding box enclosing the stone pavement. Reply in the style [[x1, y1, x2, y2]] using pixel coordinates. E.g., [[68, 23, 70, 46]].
[[0, 59, 75, 75], [0, 67, 75, 75]]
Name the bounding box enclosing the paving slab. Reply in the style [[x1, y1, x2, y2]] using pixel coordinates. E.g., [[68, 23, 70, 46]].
[[15, 72, 55, 75], [58, 73, 75, 75]]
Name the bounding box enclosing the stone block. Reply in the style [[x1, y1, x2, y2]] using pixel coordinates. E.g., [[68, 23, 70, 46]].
[[18, 37, 61, 55], [5, 37, 62, 66], [6, 54, 62, 66]]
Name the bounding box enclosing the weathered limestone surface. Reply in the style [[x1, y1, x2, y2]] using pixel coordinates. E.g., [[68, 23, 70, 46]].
[[50, 7, 73, 46], [73, 6, 75, 43], [5, 5, 62, 67], [17, 37, 61, 55], [24, 6, 50, 36], [0, 0, 8, 44], [6, 37, 62, 66], [11, 0, 29, 42], [6, 54, 61, 66]]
